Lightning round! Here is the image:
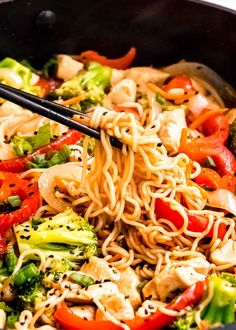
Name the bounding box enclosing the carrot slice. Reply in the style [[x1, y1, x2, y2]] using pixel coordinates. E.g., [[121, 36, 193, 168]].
[[189, 108, 227, 130]]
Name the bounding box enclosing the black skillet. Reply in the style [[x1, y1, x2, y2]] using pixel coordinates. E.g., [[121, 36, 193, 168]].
[[0, 0, 235, 328]]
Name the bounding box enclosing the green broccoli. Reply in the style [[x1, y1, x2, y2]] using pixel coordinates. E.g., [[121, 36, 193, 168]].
[[173, 273, 236, 330], [14, 208, 97, 261], [0, 57, 39, 93], [52, 61, 111, 111], [43, 258, 74, 285], [17, 276, 46, 309], [228, 118, 236, 157]]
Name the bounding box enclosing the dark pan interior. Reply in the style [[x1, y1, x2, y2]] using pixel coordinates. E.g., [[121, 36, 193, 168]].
[[0, 0, 235, 328], [0, 0, 235, 85]]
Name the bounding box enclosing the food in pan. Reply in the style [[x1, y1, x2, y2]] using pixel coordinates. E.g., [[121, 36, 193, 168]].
[[0, 49, 236, 330]]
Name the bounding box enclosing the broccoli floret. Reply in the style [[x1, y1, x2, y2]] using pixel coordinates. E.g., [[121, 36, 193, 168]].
[[43, 258, 74, 285], [0, 57, 39, 94], [52, 61, 111, 111], [17, 276, 46, 309], [202, 275, 236, 325], [172, 310, 197, 330], [173, 274, 236, 330], [15, 208, 97, 261], [228, 119, 236, 156]]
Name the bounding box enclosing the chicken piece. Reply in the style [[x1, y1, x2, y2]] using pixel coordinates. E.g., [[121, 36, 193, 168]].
[[143, 269, 181, 301], [69, 305, 96, 320], [108, 78, 136, 105], [136, 300, 166, 318], [116, 267, 142, 309], [111, 69, 125, 86], [175, 267, 205, 287], [158, 108, 187, 155], [143, 266, 206, 301], [80, 256, 120, 282], [211, 239, 236, 266], [66, 282, 119, 303], [184, 257, 210, 276], [57, 55, 84, 81], [100, 293, 135, 321], [125, 67, 169, 87]]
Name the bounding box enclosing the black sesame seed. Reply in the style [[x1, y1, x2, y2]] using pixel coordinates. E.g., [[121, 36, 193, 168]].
[[144, 309, 148, 315], [9, 183, 15, 187]]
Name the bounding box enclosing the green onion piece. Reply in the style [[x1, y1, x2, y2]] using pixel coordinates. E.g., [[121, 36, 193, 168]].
[[6, 246, 18, 273], [42, 58, 58, 78], [12, 136, 33, 157], [7, 195, 22, 208], [49, 145, 71, 166], [69, 272, 95, 288], [13, 263, 39, 287], [205, 156, 216, 168], [27, 123, 52, 150], [137, 280, 148, 291], [156, 94, 166, 105]]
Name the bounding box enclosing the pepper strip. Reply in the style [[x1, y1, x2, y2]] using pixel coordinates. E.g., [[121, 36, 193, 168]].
[[74, 47, 137, 69], [179, 114, 236, 175]]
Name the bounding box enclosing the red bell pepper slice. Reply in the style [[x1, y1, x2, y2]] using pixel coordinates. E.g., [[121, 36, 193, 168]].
[[163, 75, 194, 93], [54, 280, 206, 330], [54, 301, 122, 330], [75, 47, 137, 69], [179, 114, 236, 176], [194, 167, 236, 193], [0, 172, 41, 253], [155, 198, 227, 239], [0, 129, 81, 173]]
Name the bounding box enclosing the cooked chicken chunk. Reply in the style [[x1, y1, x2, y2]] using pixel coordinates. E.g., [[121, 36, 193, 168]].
[[111, 69, 125, 85], [69, 305, 96, 320], [183, 257, 210, 276], [108, 78, 136, 105], [116, 267, 142, 309], [125, 67, 169, 86], [57, 55, 84, 81], [143, 266, 206, 301], [211, 239, 236, 266], [158, 108, 187, 155], [175, 267, 205, 287], [80, 256, 120, 282], [66, 281, 119, 303], [100, 293, 135, 321]]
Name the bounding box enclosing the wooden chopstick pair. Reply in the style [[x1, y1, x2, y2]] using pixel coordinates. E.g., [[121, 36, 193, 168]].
[[0, 83, 122, 149]]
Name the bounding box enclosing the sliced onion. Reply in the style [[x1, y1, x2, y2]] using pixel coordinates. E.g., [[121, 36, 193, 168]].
[[207, 189, 236, 216], [38, 163, 83, 212], [188, 93, 209, 116], [0, 68, 23, 88], [163, 61, 236, 108]]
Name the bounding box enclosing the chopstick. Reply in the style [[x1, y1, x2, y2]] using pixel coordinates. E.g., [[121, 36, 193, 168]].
[[0, 83, 122, 149]]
